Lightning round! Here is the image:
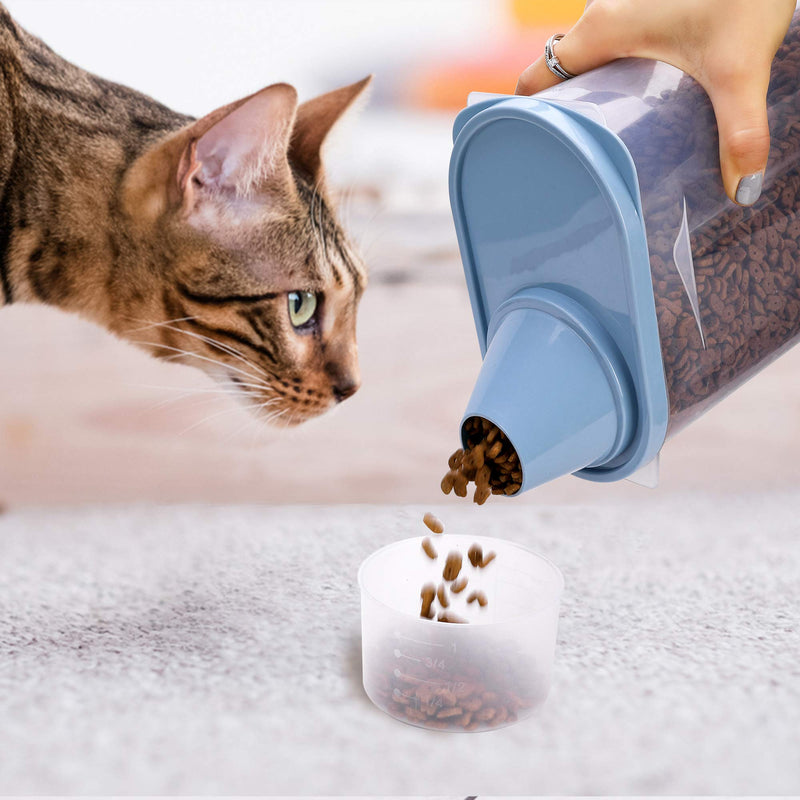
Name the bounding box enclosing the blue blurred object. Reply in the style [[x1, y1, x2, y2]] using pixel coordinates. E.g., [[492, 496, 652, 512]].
[[450, 93, 669, 492]]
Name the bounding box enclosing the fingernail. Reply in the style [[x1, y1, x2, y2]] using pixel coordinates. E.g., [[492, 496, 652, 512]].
[[735, 172, 763, 206]]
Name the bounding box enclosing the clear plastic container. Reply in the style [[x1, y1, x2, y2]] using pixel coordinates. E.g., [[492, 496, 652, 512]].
[[358, 534, 564, 732], [535, 8, 800, 435], [449, 9, 800, 491]]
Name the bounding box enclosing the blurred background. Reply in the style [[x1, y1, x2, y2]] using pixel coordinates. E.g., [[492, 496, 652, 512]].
[[1, 0, 799, 506]]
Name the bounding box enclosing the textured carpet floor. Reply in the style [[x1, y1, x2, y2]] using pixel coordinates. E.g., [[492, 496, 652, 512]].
[[0, 499, 798, 794]]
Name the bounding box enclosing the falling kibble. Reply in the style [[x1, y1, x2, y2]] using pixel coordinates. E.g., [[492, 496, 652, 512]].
[[436, 582, 449, 608], [422, 512, 444, 534], [421, 537, 437, 560], [420, 583, 436, 619], [468, 543, 483, 568], [437, 611, 468, 624], [442, 551, 463, 582], [467, 590, 488, 607]]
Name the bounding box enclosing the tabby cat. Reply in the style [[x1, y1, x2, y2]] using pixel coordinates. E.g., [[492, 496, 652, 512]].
[[0, 4, 369, 426]]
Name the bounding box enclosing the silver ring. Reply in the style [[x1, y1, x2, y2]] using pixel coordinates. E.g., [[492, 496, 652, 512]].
[[545, 33, 576, 80]]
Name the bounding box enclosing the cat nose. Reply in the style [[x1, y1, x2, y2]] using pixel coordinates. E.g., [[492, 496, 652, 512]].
[[332, 378, 360, 402]]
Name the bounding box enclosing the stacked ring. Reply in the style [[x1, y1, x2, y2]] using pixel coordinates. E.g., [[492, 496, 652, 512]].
[[545, 34, 577, 80]]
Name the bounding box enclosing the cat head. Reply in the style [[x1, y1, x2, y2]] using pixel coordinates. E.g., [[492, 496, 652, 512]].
[[121, 78, 370, 427]]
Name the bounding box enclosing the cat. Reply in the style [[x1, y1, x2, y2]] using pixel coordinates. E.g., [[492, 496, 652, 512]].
[[0, 4, 369, 427]]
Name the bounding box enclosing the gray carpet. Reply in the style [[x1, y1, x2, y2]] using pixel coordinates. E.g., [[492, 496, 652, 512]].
[[0, 498, 798, 794]]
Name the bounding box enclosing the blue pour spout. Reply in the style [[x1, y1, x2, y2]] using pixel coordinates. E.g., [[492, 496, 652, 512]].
[[461, 289, 637, 493]]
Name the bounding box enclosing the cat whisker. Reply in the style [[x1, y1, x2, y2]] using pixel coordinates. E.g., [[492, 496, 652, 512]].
[[138, 320, 271, 380], [127, 316, 271, 381], [175, 398, 280, 437], [131, 382, 268, 398], [130, 340, 268, 385], [124, 315, 198, 334], [224, 402, 282, 444]]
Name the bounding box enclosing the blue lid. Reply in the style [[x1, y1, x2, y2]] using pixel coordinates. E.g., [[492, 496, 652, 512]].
[[449, 95, 669, 484]]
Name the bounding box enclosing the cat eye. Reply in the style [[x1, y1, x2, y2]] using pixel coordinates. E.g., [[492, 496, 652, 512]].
[[288, 290, 318, 329]]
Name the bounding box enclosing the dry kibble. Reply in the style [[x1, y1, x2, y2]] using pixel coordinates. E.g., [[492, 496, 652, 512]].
[[617, 29, 800, 430], [440, 471, 456, 494], [441, 417, 522, 503], [437, 611, 468, 624], [420, 583, 436, 620], [442, 551, 463, 581], [480, 551, 496, 568], [450, 576, 468, 594], [423, 511, 444, 534], [448, 449, 464, 470], [437, 582, 449, 608], [466, 590, 488, 607], [468, 543, 483, 568], [421, 537, 437, 560], [474, 484, 491, 505]]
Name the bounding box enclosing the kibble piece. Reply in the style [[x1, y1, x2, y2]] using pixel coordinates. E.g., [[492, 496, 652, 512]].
[[466, 590, 488, 607], [437, 611, 468, 624], [468, 543, 483, 568], [440, 471, 456, 494], [450, 576, 468, 594], [442, 551, 463, 581], [421, 537, 437, 560], [423, 511, 444, 534], [448, 449, 464, 470], [437, 582, 449, 608], [420, 582, 436, 619], [486, 440, 503, 460], [474, 485, 491, 505], [481, 551, 497, 568], [461, 696, 482, 712]]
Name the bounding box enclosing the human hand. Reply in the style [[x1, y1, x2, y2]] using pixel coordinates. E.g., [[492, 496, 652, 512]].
[[515, 0, 796, 206]]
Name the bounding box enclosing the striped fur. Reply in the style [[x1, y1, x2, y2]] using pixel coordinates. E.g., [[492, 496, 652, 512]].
[[0, 5, 369, 426]]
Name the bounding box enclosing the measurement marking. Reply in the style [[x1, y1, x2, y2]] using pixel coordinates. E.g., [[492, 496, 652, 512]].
[[393, 631, 445, 647], [393, 649, 422, 662], [393, 668, 440, 685]]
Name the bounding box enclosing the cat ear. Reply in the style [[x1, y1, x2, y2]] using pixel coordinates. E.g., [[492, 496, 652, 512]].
[[288, 76, 372, 183], [177, 82, 298, 207]]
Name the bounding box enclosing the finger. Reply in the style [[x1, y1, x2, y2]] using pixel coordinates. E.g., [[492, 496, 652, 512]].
[[705, 71, 772, 205], [515, 54, 561, 95], [516, 6, 625, 96]]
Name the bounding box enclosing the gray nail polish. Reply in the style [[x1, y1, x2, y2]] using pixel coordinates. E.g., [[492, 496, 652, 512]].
[[735, 171, 763, 206]]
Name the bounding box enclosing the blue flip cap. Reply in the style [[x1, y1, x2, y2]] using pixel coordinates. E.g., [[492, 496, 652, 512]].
[[450, 95, 670, 491]]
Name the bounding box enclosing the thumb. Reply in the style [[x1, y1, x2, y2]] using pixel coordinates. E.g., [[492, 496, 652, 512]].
[[706, 73, 772, 206]]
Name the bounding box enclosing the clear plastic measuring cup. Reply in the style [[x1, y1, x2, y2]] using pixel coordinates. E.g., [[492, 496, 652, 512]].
[[358, 534, 564, 731]]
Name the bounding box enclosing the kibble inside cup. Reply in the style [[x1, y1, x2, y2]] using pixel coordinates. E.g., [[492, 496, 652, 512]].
[[358, 534, 564, 732]]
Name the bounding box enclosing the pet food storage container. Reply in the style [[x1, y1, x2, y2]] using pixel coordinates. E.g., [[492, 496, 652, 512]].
[[358, 534, 564, 732], [451, 10, 800, 492]]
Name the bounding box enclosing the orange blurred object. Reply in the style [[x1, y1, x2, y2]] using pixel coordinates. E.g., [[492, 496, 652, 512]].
[[405, 0, 583, 110], [405, 31, 549, 109], [510, 0, 586, 28]]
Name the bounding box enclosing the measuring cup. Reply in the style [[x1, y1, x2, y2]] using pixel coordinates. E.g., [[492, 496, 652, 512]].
[[358, 534, 564, 732]]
